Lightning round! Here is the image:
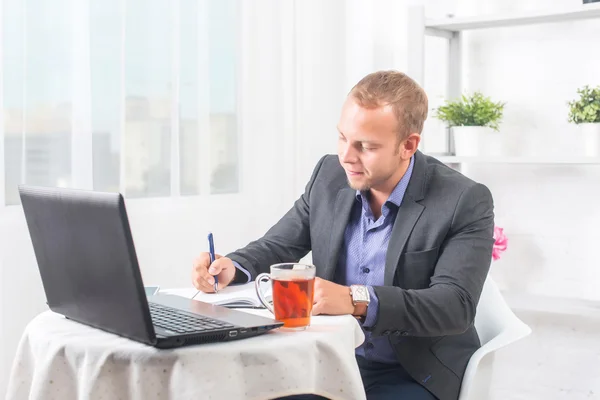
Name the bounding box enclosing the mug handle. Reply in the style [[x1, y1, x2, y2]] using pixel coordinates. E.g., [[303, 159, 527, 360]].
[[255, 273, 275, 314]]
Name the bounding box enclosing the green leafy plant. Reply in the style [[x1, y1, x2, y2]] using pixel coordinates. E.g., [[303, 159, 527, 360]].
[[434, 92, 505, 131], [567, 85, 600, 124]]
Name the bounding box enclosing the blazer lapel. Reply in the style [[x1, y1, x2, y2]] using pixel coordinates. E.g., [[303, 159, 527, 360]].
[[384, 151, 429, 285], [325, 187, 356, 279]]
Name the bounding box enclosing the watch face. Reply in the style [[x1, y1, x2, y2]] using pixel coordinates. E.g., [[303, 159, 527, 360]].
[[353, 285, 369, 301]]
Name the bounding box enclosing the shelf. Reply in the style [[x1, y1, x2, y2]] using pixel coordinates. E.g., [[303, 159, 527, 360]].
[[426, 3, 600, 32], [432, 156, 600, 165]]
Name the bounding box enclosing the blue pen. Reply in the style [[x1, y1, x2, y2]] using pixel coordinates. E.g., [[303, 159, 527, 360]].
[[208, 232, 218, 292]]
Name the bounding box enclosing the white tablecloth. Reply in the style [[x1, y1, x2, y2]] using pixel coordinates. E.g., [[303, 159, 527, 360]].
[[7, 301, 366, 400]]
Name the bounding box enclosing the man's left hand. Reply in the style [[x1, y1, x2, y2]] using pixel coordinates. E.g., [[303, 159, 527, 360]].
[[312, 277, 355, 316]]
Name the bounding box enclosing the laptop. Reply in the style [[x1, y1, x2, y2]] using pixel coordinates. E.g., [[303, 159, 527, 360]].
[[18, 184, 283, 349]]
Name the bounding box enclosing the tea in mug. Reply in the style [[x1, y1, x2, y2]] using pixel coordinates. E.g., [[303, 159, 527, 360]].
[[272, 277, 315, 329]]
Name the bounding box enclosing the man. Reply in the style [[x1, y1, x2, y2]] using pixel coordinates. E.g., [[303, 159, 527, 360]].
[[192, 70, 495, 400]]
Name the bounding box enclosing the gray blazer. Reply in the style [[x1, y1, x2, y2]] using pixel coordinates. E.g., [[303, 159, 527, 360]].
[[228, 150, 495, 400]]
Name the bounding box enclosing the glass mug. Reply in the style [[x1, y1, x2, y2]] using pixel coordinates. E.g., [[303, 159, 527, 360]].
[[254, 263, 316, 330]]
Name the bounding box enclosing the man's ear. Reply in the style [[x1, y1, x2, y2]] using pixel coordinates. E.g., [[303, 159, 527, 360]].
[[400, 133, 421, 159]]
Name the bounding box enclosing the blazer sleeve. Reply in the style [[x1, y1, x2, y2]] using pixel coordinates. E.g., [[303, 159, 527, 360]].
[[226, 156, 327, 282], [370, 183, 495, 337]]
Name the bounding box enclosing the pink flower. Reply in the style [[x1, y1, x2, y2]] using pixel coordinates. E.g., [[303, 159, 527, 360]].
[[492, 226, 508, 261]]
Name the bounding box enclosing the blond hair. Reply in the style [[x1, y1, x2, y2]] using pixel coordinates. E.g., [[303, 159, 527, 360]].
[[349, 70, 428, 139]]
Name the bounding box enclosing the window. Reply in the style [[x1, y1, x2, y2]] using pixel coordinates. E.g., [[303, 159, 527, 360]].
[[89, 0, 121, 194], [2, 0, 72, 205], [2, 0, 240, 206], [180, 0, 239, 196]]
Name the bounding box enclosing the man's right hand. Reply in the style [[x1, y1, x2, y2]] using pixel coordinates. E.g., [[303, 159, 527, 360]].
[[192, 253, 237, 293]]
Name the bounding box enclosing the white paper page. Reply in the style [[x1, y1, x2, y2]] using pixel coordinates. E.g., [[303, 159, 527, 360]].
[[160, 282, 272, 308]]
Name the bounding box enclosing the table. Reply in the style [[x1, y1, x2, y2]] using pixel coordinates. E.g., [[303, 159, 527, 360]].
[[6, 295, 366, 400]]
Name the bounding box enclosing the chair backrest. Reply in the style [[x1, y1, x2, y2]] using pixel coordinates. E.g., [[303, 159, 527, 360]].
[[461, 276, 531, 400], [474, 275, 520, 345]]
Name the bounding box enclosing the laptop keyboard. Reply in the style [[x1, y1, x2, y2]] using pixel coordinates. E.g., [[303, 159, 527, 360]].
[[149, 302, 235, 334]]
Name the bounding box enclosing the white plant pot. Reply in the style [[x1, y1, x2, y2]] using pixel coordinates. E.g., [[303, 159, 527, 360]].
[[451, 126, 504, 157], [579, 123, 600, 157]]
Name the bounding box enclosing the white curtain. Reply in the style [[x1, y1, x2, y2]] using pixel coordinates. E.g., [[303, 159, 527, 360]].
[[0, 0, 417, 396], [240, 0, 411, 211], [0, 0, 417, 206]]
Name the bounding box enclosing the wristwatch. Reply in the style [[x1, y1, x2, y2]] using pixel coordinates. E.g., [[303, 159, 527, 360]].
[[350, 285, 370, 306]]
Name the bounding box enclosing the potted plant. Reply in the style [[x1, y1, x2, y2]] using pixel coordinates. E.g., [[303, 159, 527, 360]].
[[434, 92, 505, 157], [567, 85, 600, 157]]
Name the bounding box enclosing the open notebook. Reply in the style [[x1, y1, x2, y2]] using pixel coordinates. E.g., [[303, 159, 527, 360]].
[[160, 282, 272, 309]]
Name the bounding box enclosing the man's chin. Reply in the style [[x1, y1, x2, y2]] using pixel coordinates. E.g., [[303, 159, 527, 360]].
[[346, 178, 370, 191]]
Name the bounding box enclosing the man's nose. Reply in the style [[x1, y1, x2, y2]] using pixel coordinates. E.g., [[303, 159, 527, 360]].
[[339, 143, 358, 163]]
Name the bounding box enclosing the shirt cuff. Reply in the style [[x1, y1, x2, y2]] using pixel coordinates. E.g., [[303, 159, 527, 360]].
[[362, 286, 379, 328], [231, 260, 251, 284]]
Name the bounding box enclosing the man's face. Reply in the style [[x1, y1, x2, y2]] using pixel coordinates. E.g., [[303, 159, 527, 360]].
[[337, 97, 408, 192]]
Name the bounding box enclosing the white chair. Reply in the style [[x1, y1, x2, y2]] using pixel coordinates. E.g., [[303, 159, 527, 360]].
[[458, 276, 532, 400]]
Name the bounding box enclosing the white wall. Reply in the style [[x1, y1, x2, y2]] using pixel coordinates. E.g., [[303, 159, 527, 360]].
[[419, 0, 600, 302]]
